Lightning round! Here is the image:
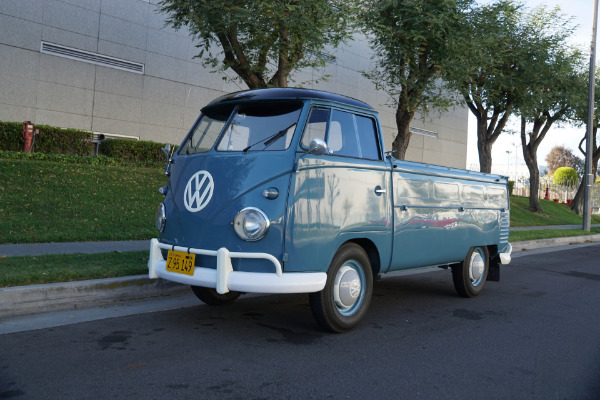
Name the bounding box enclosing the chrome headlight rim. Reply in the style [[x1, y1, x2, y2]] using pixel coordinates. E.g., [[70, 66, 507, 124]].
[[233, 207, 270, 242], [155, 203, 166, 233]]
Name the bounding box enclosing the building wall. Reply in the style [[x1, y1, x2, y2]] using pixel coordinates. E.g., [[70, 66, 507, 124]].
[[0, 0, 468, 168]]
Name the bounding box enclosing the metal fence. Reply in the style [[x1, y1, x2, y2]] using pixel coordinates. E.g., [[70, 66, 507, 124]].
[[512, 177, 600, 212]]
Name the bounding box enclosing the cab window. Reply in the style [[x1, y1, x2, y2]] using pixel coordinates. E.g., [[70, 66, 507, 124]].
[[301, 108, 381, 160]]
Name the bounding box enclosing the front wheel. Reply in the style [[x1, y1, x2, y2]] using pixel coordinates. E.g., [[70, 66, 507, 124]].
[[452, 246, 489, 298], [191, 286, 241, 305], [309, 243, 373, 333]]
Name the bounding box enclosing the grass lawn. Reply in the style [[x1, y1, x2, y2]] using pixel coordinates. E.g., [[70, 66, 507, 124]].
[[0, 251, 149, 287], [509, 196, 600, 227], [0, 159, 165, 244]]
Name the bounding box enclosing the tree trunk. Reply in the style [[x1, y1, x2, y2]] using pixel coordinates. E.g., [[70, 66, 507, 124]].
[[570, 150, 599, 214], [391, 107, 416, 160], [466, 103, 512, 174], [521, 117, 542, 213], [570, 126, 599, 215]]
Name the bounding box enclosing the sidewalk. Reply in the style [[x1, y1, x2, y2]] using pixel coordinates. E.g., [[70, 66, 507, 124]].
[[0, 240, 148, 257], [1, 230, 600, 319], [511, 224, 600, 231]]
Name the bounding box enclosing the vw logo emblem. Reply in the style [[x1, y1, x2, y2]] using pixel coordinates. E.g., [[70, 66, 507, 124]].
[[184, 170, 214, 213], [349, 279, 361, 299]]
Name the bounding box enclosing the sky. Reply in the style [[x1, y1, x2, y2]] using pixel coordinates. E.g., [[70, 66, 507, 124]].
[[466, 0, 596, 175]]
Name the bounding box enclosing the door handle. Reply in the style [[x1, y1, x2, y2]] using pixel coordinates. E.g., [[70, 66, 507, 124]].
[[374, 186, 386, 195]]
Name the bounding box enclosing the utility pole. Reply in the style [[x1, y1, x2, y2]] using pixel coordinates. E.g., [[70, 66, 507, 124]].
[[584, 0, 598, 232]]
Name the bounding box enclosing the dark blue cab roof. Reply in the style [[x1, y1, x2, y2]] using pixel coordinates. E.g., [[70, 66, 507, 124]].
[[206, 88, 373, 110]]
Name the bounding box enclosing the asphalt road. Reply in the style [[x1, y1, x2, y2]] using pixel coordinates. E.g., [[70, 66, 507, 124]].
[[1, 245, 599, 399]]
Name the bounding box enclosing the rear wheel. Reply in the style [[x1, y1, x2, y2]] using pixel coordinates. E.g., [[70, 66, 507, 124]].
[[452, 246, 489, 298], [309, 243, 373, 333], [191, 286, 241, 305]]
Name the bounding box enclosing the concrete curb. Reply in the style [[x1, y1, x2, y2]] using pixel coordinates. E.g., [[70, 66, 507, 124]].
[[0, 275, 189, 318], [1, 236, 599, 319]]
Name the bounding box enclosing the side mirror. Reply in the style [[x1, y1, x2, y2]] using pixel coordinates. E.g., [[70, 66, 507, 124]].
[[308, 138, 327, 156]]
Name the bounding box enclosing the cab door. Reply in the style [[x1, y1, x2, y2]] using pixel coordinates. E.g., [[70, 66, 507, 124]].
[[284, 107, 392, 273]]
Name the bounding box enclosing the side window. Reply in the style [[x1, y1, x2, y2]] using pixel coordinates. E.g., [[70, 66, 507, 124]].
[[355, 115, 380, 160], [329, 110, 360, 158], [301, 108, 381, 160]]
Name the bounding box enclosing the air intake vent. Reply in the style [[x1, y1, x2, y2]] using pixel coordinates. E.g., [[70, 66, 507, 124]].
[[41, 42, 144, 74]]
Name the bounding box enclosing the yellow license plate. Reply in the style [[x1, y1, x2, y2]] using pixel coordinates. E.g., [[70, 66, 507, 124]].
[[166, 250, 196, 276]]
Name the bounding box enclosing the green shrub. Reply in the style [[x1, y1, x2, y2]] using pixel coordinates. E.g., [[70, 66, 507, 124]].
[[100, 138, 174, 163], [508, 180, 515, 195], [0, 121, 24, 151], [34, 125, 92, 155], [0, 121, 92, 155], [552, 167, 578, 186], [0, 120, 176, 164]]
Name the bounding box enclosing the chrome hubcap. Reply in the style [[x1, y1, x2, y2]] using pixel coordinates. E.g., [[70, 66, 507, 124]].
[[469, 250, 485, 286], [334, 265, 362, 311]]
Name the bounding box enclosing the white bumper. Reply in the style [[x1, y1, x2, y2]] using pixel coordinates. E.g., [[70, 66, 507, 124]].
[[499, 243, 512, 265], [148, 239, 326, 294]]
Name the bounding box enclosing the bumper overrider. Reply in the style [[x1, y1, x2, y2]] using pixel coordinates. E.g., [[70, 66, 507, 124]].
[[499, 243, 512, 265], [148, 239, 327, 294]]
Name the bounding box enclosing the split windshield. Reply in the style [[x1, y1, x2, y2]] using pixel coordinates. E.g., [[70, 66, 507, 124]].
[[179, 101, 303, 155]]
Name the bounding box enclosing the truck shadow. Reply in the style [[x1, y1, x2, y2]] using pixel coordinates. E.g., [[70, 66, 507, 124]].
[[159, 270, 466, 340]]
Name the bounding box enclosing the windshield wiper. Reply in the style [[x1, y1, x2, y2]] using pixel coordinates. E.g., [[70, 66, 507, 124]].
[[242, 123, 296, 153]]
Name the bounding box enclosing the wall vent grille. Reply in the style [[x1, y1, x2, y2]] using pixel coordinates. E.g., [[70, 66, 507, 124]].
[[410, 126, 438, 138], [41, 42, 144, 74]]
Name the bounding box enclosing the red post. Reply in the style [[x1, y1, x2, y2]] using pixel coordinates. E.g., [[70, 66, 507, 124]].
[[544, 187, 550, 200], [22, 121, 34, 153]]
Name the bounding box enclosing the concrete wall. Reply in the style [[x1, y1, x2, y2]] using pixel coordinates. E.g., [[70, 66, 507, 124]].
[[0, 0, 468, 168]]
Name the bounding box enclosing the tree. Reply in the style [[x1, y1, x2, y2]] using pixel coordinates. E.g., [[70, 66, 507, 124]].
[[517, 5, 583, 213], [553, 167, 578, 186], [360, 0, 471, 160], [158, 0, 355, 88], [444, 0, 527, 173], [545, 145, 584, 176]]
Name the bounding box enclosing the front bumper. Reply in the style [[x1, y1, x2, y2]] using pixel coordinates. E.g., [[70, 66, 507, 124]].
[[148, 239, 327, 294]]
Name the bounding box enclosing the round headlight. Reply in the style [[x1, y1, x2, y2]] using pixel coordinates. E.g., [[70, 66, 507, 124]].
[[233, 207, 270, 241], [155, 203, 166, 232]]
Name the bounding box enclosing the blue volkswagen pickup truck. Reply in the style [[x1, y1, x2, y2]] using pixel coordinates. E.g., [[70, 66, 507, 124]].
[[148, 88, 512, 332]]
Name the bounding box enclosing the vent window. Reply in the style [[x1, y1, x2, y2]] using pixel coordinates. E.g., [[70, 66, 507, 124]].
[[40, 42, 144, 74]]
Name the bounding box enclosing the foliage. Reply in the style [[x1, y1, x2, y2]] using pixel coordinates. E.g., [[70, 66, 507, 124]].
[[545, 145, 584, 175], [508, 180, 514, 195], [0, 251, 149, 287], [100, 138, 175, 164], [360, 0, 470, 159], [0, 158, 165, 244], [552, 167, 579, 187], [0, 121, 23, 150], [516, 6, 583, 213], [443, 0, 527, 173], [159, 0, 355, 88], [0, 121, 92, 155]]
